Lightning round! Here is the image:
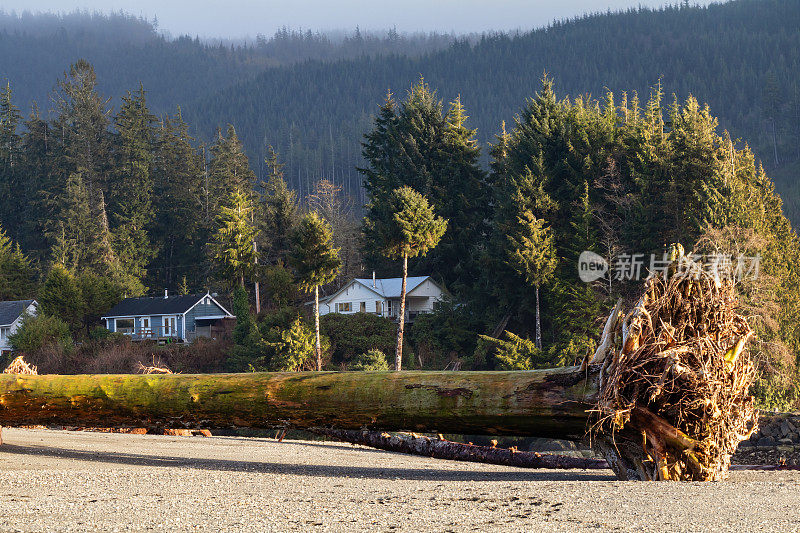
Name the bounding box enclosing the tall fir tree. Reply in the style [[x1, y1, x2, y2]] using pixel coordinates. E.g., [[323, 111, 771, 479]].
[[0, 82, 22, 242], [151, 107, 209, 290], [208, 124, 256, 216], [110, 84, 157, 287], [359, 80, 488, 293]]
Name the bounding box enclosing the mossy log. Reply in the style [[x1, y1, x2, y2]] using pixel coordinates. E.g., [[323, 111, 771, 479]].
[[0, 368, 598, 438]]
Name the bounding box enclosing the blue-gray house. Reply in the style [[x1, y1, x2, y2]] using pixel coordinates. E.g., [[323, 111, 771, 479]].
[[102, 292, 234, 343]]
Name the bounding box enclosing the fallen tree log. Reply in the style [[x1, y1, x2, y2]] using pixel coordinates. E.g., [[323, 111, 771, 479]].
[[0, 367, 598, 438], [311, 428, 608, 470]]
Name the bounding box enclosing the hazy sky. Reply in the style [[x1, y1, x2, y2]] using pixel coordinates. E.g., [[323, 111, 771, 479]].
[[2, 1, 715, 38]]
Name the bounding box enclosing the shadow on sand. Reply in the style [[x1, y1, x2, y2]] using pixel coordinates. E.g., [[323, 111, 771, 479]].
[[0, 441, 614, 482]]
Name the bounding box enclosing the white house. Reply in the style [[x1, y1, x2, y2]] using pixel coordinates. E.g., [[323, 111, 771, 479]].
[[0, 299, 38, 354], [317, 275, 445, 322]]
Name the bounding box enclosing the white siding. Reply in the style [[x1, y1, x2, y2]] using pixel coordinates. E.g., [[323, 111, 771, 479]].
[[321, 281, 387, 318], [0, 302, 37, 353]]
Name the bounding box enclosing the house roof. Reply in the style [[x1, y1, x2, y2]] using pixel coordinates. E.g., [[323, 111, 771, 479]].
[[0, 300, 36, 327], [103, 294, 215, 318], [354, 276, 432, 298]]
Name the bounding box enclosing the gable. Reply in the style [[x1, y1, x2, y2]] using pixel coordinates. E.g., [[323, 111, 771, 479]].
[[327, 280, 384, 303], [407, 278, 445, 298]]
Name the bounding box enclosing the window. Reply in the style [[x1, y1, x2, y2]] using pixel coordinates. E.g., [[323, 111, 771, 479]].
[[116, 318, 134, 334], [0, 327, 9, 340], [360, 302, 366, 313], [142, 318, 150, 329], [204, 297, 211, 305], [336, 302, 352, 313], [375, 301, 383, 315], [387, 300, 394, 317]]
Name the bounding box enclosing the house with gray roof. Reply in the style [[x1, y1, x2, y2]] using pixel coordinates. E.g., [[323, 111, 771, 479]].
[[102, 291, 234, 343], [0, 299, 37, 354], [316, 274, 445, 322]]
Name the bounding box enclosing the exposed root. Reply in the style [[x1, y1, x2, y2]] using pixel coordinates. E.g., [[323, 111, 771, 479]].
[[592, 248, 757, 481]]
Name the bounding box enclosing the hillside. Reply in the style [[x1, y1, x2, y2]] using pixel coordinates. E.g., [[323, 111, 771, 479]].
[[0, 11, 453, 121], [178, 0, 800, 221], [1, 2, 799, 223]]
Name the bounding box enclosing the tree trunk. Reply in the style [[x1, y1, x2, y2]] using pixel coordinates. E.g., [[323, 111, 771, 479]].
[[0, 367, 597, 438], [395, 254, 408, 371], [314, 285, 321, 371], [312, 428, 607, 470], [535, 285, 542, 350]]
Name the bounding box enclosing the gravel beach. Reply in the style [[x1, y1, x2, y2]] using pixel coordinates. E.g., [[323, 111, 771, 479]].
[[1, 427, 799, 532]]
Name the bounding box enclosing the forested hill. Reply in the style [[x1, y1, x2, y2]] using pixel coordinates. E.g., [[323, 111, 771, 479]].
[[0, 11, 453, 120], [1, 2, 799, 221], [179, 0, 800, 221]]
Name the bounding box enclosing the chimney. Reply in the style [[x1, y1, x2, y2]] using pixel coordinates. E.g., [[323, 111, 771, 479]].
[[164, 288, 168, 299], [372, 271, 376, 288]]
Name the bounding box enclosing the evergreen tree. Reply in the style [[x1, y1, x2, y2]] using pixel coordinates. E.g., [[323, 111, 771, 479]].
[[208, 124, 256, 216], [210, 188, 258, 288], [39, 264, 84, 334], [359, 80, 488, 292], [288, 212, 341, 370], [363, 186, 447, 370], [151, 108, 208, 289], [506, 211, 556, 349], [259, 146, 300, 264], [110, 84, 157, 286], [227, 284, 264, 371], [0, 227, 35, 300], [0, 82, 22, 242]]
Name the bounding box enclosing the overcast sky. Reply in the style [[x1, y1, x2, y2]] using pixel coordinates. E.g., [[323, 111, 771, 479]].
[[2, 1, 714, 38]]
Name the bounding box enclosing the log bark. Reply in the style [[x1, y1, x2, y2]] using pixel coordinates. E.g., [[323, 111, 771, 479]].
[[0, 367, 598, 438], [312, 428, 608, 470]]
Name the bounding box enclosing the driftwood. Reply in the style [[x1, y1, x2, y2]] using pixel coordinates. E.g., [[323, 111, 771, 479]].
[[0, 368, 597, 438], [312, 428, 607, 470]]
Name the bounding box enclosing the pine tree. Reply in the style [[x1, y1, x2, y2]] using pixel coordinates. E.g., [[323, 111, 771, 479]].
[[360, 81, 487, 292], [506, 211, 556, 350], [363, 186, 447, 370], [288, 212, 341, 370]]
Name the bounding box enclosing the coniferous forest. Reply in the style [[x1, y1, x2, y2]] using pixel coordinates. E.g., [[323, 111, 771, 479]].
[[0, 0, 799, 407]]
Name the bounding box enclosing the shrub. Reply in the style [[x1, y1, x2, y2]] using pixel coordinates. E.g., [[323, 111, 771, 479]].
[[265, 316, 317, 371], [349, 349, 389, 371], [9, 313, 72, 355], [409, 298, 486, 369], [320, 312, 410, 366]]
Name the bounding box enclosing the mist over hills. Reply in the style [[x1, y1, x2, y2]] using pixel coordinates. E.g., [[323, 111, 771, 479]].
[[1, 1, 799, 221]]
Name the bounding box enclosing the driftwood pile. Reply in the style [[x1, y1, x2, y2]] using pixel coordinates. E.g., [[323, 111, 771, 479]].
[[588, 247, 757, 480], [3, 356, 37, 375]]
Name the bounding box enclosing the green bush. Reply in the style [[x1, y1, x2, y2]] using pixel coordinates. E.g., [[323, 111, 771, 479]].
[[350, 349, 389, 371], [409, 298, 486, 369], [9, 313, 72, 354], [265, 316, 317, 371], [320, 312, 410, 366]]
